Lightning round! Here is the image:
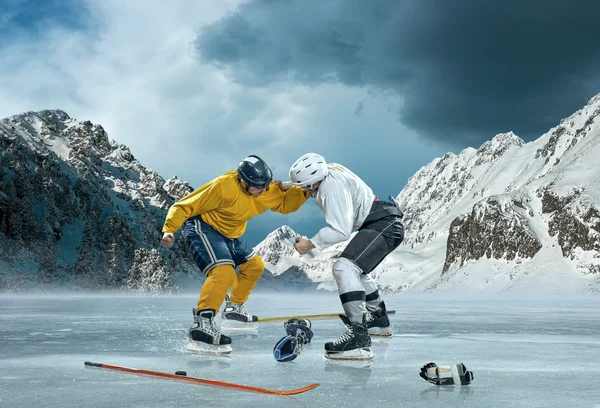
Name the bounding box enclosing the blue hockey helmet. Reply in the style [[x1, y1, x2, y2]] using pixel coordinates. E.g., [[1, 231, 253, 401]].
[[237, 155, 273, 189]]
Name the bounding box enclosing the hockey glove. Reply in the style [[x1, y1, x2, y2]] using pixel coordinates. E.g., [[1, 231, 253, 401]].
[[419, 362, 474, 386], [284, 318, 313, 344], [284, 317, 311, 329], [273, 335, 303, 362]]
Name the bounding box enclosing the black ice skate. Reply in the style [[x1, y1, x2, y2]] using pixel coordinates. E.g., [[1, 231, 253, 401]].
[[365, 300, 392, 337], [221, 301, 259, 330], [186, 309, 232, 355], [324, 315, 373, 360]]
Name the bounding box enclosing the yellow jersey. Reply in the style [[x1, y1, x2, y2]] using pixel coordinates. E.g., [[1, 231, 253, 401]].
[[162, 170, 308, 238]]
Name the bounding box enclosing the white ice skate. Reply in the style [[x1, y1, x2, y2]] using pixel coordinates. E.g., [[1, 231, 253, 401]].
[[221, 301, 259, 331], [324, 347, 374, 361], [186, 309, 232, 355], [185, 338, 232, 355]]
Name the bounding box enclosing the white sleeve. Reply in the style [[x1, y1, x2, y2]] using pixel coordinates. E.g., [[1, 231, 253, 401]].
[[310, 189, 354, 250]]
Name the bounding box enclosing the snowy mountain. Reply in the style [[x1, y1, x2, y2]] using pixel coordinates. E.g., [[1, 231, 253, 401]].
[[255, 226, 338, 290], [2, 93, 599, 295], [0, 110, 201, 292], [257, 93, 600, 294]]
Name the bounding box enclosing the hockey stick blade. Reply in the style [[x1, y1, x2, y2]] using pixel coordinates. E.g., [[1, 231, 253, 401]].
[[258, 310, 396, 323], [84, 361, 319, 395]]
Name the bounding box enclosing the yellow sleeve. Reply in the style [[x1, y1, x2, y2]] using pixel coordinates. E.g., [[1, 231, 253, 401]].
[[270, 185, 309, 214], [162, 181, 224, 234]]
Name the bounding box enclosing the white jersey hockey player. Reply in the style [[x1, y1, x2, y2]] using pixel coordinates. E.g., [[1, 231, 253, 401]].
[[288, 153, 405, 360]]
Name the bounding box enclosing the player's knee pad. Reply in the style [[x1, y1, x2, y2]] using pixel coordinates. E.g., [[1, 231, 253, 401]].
[[206, 264, 237, 286], [332, 257, 363, 294], [332, 257, 360, 281]]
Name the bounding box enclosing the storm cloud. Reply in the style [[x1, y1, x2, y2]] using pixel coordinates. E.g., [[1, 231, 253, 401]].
[[194, 0, 600, 144]]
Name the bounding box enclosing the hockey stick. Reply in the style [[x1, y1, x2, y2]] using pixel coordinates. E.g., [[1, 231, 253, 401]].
[[258, 310, 396, 323], [224, 294, 397, 323], [84, 361, 319, 395]]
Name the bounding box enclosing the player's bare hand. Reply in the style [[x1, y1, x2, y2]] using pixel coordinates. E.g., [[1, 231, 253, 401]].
[[294, 237, 315, 255], [161, 232, 175, 248], [275, 180, 293, 191]]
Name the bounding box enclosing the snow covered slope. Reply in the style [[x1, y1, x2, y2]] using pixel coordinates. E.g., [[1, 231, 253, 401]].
[[257, 94, 600, 294], [2, 92, 599, 295], [0, 110, 198, 292]]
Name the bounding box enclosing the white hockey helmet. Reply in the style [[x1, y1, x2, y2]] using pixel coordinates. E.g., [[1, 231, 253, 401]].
[[289, 153, 328, 188]]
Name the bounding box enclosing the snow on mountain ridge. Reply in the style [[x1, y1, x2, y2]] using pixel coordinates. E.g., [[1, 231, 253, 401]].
[[482, 131, 524, 149], [397, 93, 600, 293], [0, 110, 199, 292], [3, 109, 194, 212], [258, 93, 600, 294], [2, 91, 599, 294]]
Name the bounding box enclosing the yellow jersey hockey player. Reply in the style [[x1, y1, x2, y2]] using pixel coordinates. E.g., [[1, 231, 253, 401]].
[[161, 155, 308, 349]]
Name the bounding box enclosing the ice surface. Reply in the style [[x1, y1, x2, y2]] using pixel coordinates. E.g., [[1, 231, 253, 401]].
[[1, 291, 599, 408]]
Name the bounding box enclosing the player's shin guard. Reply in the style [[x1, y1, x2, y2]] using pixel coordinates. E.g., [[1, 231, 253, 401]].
[[229, 256, 264, 305], [197, 264, 237, 312]]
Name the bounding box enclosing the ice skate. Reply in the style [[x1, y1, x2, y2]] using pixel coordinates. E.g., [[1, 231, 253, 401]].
[[365, 300, 392, 337], [186, 309, 232, 355], [324, 315, 373, 361], [221, 301, 259, 331]]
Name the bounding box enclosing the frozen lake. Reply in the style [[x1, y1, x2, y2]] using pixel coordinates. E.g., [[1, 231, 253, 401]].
[[1, 291, 599, 407]]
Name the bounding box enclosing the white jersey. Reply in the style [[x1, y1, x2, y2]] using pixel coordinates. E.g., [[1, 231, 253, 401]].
[[310, 163, 375, 250]]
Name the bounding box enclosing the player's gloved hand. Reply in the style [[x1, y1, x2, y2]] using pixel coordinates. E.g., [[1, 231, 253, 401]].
[[273, 335, 303, 362], [273, 318, 313, 362], [284, 318, 311, 330], [284, 318, 313, 344], [419, 362, 474, 386]]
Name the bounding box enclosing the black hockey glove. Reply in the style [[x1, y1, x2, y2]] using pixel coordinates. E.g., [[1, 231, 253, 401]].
[[283, 318, 313, 344]]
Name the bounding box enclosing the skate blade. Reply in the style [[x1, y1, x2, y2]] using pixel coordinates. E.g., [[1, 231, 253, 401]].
[[369, 327, 392, 337], [324, 347, 374, 361], [324, 359, 373, 369], [186, 339, 232, 355], [221, 319, 259, 331]]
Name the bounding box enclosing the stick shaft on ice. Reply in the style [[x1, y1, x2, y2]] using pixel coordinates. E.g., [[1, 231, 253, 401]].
[[84, 361, 319, 395]]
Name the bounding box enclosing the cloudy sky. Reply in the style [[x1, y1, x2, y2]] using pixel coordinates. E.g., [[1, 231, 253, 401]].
[[2, 0, 600, 247]]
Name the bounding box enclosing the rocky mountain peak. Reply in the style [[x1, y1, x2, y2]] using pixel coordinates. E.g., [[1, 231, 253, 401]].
[[488, 131, 524, 148], [2, 90, 600, 294], [0, 110, 199, 292], [259, 92, 600, 294], [265, 225, 297, 242]]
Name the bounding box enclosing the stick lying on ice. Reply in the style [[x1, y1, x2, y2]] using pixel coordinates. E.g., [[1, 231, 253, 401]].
[[84, 361, 320, 395]]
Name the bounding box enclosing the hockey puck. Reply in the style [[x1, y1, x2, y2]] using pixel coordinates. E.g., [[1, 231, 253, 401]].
[[175, 371, 187, 376]]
